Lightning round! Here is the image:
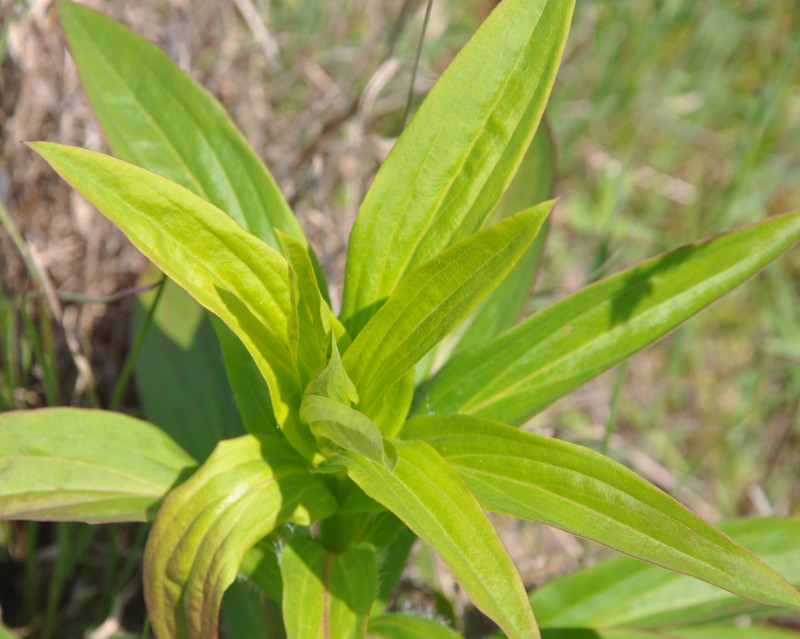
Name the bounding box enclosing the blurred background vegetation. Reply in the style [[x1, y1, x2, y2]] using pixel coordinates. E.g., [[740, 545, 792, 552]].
[[0, 0, 799, 637]]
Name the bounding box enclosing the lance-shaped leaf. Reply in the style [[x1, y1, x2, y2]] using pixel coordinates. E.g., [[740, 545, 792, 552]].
[[404, 416, 800, 611], [301, 395, 384, 463], [281, 534, 377, 639], [417, 121, 556, 383], [300, 337, 384, 462], [413, 210, 800, 424], [341, 0, 573, 336], [56, 0, 329, 439], [144, 435, 337, 639], [55, 1, 314, 262], [343, 202, 553, 418], [368, 614, 462, 639], [0, 408, 195, 522], [530, 518, 800, 630], [454, 118, 556, 356], [30, 143, 302, 425], [333, 439, 539, 639], [278, 231, 331, 387]]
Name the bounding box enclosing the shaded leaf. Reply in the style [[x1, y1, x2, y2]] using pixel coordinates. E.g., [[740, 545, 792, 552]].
[[360, 513, 417, 616], [414, 210, 800, 424], [0, 408, 195, 522], [134, 271, 247, 461], [210, 315, 278, 436], [144, 435, 337, 639], [238, 538, 283, 603], [342, 0, 574, 336], [222, 580, 286, 639]]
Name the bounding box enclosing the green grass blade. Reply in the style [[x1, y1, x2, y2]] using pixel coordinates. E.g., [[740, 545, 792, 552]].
[[334, 439, 539, 639], [343, 202, 553, 420], [0, 408, 195, 522], [341, 0, 574, 336], [530, 518, 800, 630], [30, 143, 302, 431], [144, 435, 337, 639], [414, 210, 800, 424], [405, 416, 800, 612], [281, 534, 377, 639]]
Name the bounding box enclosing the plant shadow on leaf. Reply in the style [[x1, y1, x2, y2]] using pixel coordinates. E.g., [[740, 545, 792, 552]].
[[608, 244, 693, 328], [345, 299, 387, 340]]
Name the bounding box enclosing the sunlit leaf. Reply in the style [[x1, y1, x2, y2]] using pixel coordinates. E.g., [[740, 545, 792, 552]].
[[343, 202, 553, 419], [405, 416, 800, 612], [530, 518, 800, 630], [56, 1, 315, 264], [414, 210, 800, 423], [334, 439, 539, 639], [341, 0, 574, 336], [29, 143, 315, 451], [0, 408, 194, 522], [453, 117, 556, 355], [144, 435, 337, 639]]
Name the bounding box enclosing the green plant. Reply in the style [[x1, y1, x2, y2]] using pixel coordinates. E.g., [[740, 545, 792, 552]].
[[1, 1, 799, 638]]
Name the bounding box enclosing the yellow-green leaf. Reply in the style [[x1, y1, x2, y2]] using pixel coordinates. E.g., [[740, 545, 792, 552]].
[[341, 0, 573, 336], [144, 435, 337, 639], [0, 408, 195, 523], [414, 210, 800, 424], [405, 416, 800, 612], [334, 439, 539, 639], [343, 202, 553, 420]]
